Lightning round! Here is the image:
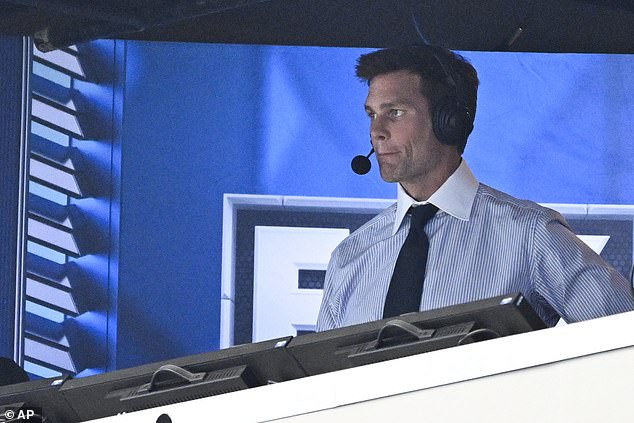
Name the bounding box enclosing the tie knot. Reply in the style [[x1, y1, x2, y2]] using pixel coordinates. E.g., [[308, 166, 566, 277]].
[[410, 203, 438, 228]]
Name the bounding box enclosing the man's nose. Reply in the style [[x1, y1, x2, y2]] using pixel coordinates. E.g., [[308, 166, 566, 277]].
[[370, 118, 389, 144]]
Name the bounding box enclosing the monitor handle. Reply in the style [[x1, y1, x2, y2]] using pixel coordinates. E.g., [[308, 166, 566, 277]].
[[144, 365, 205, 393], [374, 320, 434, 349]]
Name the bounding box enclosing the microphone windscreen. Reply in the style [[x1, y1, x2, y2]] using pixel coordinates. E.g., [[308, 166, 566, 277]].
[[351, 155, 371, 175]]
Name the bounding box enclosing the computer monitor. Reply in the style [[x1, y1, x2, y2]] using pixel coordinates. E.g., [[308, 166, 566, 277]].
[[59, 336, 305, 422], [48, 293, 545, 421], [286, 293, 547, 375], [0, 376, 79, 423]]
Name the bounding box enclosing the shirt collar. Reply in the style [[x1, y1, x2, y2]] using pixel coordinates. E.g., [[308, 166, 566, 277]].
[[392, 159, 479, 235]]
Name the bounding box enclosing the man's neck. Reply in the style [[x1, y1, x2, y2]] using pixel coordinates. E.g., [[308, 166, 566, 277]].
[[401, 157, 462, 201]]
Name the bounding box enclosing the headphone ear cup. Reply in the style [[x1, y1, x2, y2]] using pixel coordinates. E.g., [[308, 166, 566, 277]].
[[432, 96, 474, 147]]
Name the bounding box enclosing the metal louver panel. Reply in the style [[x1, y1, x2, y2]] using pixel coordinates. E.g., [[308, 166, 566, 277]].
[[19, 42, 115, 379], [29, 156, 81, 197], [31, 96, 84, 138], [26, 277, 79, 315], [33, 46, 85, 79], [27, 218, 80, 256], [24, 337, 76, 373]]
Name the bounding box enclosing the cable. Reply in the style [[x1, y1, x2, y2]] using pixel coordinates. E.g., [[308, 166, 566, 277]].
[[409, 1, 431, 45]]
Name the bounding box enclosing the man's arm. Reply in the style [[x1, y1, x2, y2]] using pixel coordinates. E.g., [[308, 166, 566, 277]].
[[316, 252, 341, 332], [531, 212, 634, 323]]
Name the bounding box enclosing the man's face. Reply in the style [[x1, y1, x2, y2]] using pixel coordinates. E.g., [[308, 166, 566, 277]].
[[365, 70, 450, 196]]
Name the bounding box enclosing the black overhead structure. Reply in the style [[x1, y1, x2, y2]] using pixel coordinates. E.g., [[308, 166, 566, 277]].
[[0, 0, 633, 53]]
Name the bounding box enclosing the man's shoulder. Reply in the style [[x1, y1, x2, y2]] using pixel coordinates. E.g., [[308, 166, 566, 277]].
[[332, 202, 397, 255], [476, 183, 563, 222]]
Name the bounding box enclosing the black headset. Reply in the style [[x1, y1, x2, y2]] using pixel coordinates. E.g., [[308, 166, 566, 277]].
[[426, 45, 474, 148]]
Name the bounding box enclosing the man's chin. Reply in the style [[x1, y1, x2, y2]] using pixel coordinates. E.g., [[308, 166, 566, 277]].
[[379, 171, 399, 183]]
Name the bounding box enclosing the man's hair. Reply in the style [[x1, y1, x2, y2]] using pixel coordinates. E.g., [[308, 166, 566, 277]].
[[356, 45, 479, 153]]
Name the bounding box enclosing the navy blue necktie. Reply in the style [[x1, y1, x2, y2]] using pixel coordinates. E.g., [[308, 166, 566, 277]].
[[383, 203, 439, 318]]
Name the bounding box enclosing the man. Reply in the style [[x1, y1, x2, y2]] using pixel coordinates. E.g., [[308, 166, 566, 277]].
[[316, 44, 634, 331]]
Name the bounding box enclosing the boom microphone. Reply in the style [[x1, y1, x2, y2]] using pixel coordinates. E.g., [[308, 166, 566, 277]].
[[351, 148, 375, 175]]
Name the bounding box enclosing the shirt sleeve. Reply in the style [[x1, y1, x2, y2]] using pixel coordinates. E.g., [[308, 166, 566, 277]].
[[316, 248, 341, 332], [530, 210, 634, 323]]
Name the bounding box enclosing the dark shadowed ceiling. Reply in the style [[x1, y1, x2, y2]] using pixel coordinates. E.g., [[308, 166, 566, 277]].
[[0, 0, 633, 53]]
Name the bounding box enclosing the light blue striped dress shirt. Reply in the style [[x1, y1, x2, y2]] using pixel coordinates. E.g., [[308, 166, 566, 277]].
[[316, 160, 634, 330]]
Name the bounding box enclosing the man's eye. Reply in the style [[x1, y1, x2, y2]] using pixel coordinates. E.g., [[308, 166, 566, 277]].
[[389, 109, 404, 117], [367, 112, 376, 119]]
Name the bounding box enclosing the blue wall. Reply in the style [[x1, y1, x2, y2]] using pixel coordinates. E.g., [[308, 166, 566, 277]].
[[114, 42, 634, 369], [468, 52, 634, 203], [116, 42, 264, 368]]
